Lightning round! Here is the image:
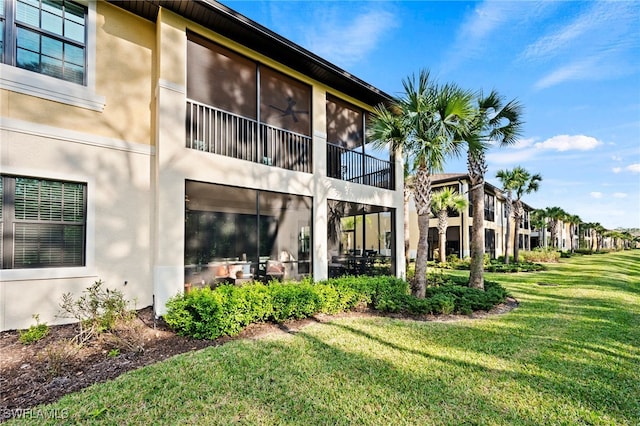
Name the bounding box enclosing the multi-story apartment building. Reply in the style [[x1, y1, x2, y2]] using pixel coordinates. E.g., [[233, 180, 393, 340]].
[[408, 173, 534, 260], [0, 0, 404, 331]]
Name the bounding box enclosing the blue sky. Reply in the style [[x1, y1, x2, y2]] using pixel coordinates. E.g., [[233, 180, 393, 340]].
[[223, 0, 640, 229]]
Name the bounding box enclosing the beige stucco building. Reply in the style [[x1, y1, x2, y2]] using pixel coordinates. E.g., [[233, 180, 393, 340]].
[[408, 173, 534, 261], [0, 0, 404, 331]]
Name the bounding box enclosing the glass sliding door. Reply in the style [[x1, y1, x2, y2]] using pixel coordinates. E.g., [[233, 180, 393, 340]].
[[185, 181, 312, 286]]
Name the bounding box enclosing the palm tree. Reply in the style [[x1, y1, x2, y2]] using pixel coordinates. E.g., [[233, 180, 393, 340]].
[[565, 214, 582, 252], [368, 70, 474, 298], [466, 91, 524, 289], [530, 209, 548, 248], [594, 223, 606, 251], [581, 222, 597, 252], [509, 167, 542, 263], [495, 168, 519, 264], [430, 187, 468, 264], [367, 102, 414, 272], [544, 206, 567, 249]]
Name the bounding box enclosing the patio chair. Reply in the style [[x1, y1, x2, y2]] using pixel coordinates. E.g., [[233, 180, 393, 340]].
[[265, 260, 285, 281]]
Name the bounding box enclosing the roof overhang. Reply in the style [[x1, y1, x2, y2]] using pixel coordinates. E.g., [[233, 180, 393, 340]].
[[108, 0, 392, 106]]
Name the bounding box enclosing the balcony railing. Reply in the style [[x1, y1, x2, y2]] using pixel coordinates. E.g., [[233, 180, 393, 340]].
[[186, 100, 312, 173], [326, 142, 394, 190]]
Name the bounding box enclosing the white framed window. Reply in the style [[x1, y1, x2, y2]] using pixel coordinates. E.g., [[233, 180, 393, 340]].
[[0, 0, 104, 111], [1, 174, 87, 269]]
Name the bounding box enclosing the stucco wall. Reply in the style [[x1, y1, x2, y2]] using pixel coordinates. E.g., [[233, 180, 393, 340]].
[[0, 3, 155, 330], [0, 127, 153, 331], [0, 2, 154, 146]]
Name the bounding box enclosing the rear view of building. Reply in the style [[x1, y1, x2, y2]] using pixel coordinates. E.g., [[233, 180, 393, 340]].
[[0, 0, 404, 331]]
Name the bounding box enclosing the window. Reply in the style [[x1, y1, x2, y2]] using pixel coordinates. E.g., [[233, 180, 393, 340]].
[[1, 0, 86, 84], [1, 175, 86, 269], [484, 193, 495, 222]]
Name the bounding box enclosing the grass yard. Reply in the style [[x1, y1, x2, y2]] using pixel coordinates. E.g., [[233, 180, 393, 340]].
[[8, 251, 639, 425]]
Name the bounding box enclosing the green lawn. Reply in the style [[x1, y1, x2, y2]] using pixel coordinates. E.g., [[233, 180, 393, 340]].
[[10, 251, 639, 425]]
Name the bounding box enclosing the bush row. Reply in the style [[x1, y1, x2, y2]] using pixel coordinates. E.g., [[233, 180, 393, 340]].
[[436, 254, 545, 272], [164, 276, 510, 340], [519, 248, 561, 263]]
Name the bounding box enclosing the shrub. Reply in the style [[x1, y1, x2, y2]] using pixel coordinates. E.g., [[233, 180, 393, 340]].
[[39, 339, 80, 377], [18, 314, 49, 345], [164, 275, 510, 339], [57, 280, 134, 344], [520, 248, 560, 263]]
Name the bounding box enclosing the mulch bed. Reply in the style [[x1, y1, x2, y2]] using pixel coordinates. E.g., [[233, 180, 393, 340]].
[[1, 298, 518, 421]]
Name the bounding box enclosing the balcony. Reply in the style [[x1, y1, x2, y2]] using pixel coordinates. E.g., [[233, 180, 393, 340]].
[[186, 100, 312, 173], [326, 142, 394, 190]]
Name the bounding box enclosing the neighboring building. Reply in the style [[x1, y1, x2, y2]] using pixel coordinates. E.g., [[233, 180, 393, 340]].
[[408, 173, 534, 260], [0, 0, 404, 331]]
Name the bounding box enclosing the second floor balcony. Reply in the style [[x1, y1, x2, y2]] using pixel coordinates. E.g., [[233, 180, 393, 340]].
[[187, 99, 395, 189], [187, 100, 312, 173], [326, 142, 394, 190]]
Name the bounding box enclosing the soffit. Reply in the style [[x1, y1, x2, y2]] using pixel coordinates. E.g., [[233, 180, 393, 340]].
[[108, 0, 392, 107]]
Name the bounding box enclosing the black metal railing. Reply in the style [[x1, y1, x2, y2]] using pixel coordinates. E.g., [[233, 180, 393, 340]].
[[186, 100, 312, 173], [326, 142, 394, 190]]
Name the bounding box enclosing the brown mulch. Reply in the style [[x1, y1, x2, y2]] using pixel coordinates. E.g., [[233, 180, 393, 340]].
[[0, 298, 518, 420]]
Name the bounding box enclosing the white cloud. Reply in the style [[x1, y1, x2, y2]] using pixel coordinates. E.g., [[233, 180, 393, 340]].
[[441, 1, 551, 71], [486, 148, 537, 165], [612, 167, 622, 174], [301, 7, 399, 68], [612, 155, 622, 161], [613, 192, 628, 199], [521, 1, 613, 62], [509, 137, 535, 150], [534, 135, 601, 152], [527, 2, 639, 89], [627, 164, 640, 173], [534, 58, 600, 89], [590, 192, 603, 199]]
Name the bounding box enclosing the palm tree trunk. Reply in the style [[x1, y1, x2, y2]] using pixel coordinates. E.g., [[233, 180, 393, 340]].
[[469, 181, 485, 290], [512, 200, 523, 263], [438, 210, 448, 264], [415, 213, 429, 298], [467, 150, 486, 290], [513, 217, 521, 263], [404, 187, 411, 272], [439, 232, 447, 264], [503, 194, 512, 265], [413, 166, 431, 298]]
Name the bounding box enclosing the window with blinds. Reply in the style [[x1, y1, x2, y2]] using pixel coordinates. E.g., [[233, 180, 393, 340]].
[[1, 175, 86, 269]]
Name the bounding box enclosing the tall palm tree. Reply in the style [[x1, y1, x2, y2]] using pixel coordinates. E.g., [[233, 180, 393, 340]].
[[594, 223, 606, 252], [581, 222, 597, 252], [369, 70, 474, 298], [367, 102, 414, 272], [430, 187, 468, 264], [530, 208, 548, 248], [544, 206, 567, 249], [495, 168, 519, 264], [510, 167, 542, 263], [466, 91, 524, 289], [565, 214, 582, 252]]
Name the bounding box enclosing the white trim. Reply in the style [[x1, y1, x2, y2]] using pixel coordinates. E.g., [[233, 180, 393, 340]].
[[158, 79, 186, 94], [0, 166, 96, 282], [0, 117, 155, 156], [0, 1, 105, 111], [0, 267, 98, 282]]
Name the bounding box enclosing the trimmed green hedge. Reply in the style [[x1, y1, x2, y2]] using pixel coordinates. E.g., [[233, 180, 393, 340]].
[[164, 276, 510, 340]]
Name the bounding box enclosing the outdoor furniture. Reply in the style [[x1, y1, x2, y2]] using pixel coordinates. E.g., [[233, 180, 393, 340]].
[[265, 260, 285, 281]]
